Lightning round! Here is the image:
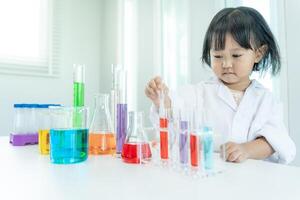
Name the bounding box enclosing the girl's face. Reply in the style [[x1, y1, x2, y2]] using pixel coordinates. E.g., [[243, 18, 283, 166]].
[[210, 34, 263, 88]]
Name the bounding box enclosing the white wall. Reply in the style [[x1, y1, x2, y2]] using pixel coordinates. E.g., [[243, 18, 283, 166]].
[[189, 0, 215, 84], [0, 0, 102, 136], [99, 0, 120, 94], [285, 0, 300, 166]]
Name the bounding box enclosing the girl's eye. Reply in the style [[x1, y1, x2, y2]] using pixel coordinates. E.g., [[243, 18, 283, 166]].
[[232, 54, 242, 58], [213, 55, 222, 58]]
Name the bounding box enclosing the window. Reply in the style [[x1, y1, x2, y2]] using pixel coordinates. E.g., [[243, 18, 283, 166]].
[[120, 0, 138, 111], [155, 0, 190, 90], [0, 0, 60, 77]]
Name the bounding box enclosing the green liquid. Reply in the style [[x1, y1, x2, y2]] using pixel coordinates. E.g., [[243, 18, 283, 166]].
[[73, 82, 84, 127], [73, 82, 84, 106]]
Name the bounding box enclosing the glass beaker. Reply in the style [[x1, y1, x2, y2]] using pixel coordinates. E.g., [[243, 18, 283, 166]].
[[121, 111, 152, 164], [49, 106, 88, 164], [89, 93, 116, 155]]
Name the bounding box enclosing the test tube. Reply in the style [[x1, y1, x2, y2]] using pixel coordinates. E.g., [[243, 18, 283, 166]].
[[159, 90, 170, 163], [73, 64, 85, 107], [201, 108, 214, 173], [115, 67, 127, 156], [110, 64, 118, 134], [189, 108, 204, 177], [178, 109, 189, 168], [202, 126, 214, 171], [73, 64, 85, 127]]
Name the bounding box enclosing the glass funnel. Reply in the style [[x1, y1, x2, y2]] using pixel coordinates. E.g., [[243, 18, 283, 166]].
[[121, 111, 152, 164], [89, 93, 116, 155]]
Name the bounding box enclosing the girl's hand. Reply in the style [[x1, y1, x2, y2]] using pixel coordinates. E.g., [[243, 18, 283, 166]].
[[145, 76, 170, 108], [223, 142, 250, 163]]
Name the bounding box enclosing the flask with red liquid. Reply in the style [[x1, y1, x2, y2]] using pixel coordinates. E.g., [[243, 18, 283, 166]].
[[122, 111, 152, 164]]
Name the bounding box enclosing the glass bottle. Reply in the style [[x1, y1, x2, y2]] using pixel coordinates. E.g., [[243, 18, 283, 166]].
[[122, 111, 152, 164], [89, 93, 116, 155]]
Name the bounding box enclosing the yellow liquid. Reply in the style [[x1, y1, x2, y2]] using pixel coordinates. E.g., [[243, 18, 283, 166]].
[[38, 130, 50, 155]]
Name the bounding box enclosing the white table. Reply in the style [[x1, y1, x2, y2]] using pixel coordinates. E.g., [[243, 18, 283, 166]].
[[0, 136, 299, 200]]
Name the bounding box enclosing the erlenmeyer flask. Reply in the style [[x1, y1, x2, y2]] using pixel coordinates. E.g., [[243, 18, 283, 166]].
[[89, 93, 116, 155], [121, 111, 152, 164]]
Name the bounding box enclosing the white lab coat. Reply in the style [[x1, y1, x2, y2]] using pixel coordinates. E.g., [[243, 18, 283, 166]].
[[150, 77, 296, 164]]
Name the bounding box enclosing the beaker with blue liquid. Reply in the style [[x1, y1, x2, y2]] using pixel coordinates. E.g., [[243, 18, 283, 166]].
[[49, 106, 88, 164]]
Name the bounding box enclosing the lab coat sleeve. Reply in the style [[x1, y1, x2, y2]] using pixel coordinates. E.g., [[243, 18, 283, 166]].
[[249, 94, 296, 164]]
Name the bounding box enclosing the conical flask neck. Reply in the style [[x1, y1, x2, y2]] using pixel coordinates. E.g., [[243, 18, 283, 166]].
[[129, 112, 143, 130], [95, 94, 109, 109], [126, 111, 146, 143], [90, 93, 113, 133]]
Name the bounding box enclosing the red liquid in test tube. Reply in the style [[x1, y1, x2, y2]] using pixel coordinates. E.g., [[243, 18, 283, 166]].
[[190, 133, 201, 167], [160, 118, 168, 159]]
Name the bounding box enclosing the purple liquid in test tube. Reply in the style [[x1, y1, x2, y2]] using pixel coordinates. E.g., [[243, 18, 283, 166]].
[[116, 103, 127, 153], [179, 121, 188, 164]]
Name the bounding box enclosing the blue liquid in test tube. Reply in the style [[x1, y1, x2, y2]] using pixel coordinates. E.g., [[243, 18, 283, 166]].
[[202, 127, 214, 170]]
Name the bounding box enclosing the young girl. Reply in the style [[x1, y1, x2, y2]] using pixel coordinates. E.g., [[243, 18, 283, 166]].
[[145, 7, 296, 164]]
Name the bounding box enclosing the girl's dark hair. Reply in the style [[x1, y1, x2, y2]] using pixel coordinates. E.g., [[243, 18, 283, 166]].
[[202, 7, 281, 76]]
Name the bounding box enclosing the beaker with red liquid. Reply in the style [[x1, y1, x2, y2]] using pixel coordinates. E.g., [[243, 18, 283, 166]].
[[122, 111, 152, 164]]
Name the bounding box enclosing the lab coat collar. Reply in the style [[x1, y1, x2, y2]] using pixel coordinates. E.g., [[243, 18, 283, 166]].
[[213, 78, 262, 111], [216, 79, 238, 111]]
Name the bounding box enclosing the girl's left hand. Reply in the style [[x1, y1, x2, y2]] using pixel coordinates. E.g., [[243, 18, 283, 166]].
[[222, 142, 250, 163]]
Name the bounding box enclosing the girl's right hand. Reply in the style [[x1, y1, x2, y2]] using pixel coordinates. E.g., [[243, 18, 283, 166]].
[[145, 76, 170, 108]]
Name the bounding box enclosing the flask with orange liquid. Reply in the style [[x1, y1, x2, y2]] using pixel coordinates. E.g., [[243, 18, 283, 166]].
[[89, 93, 116, 155]]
